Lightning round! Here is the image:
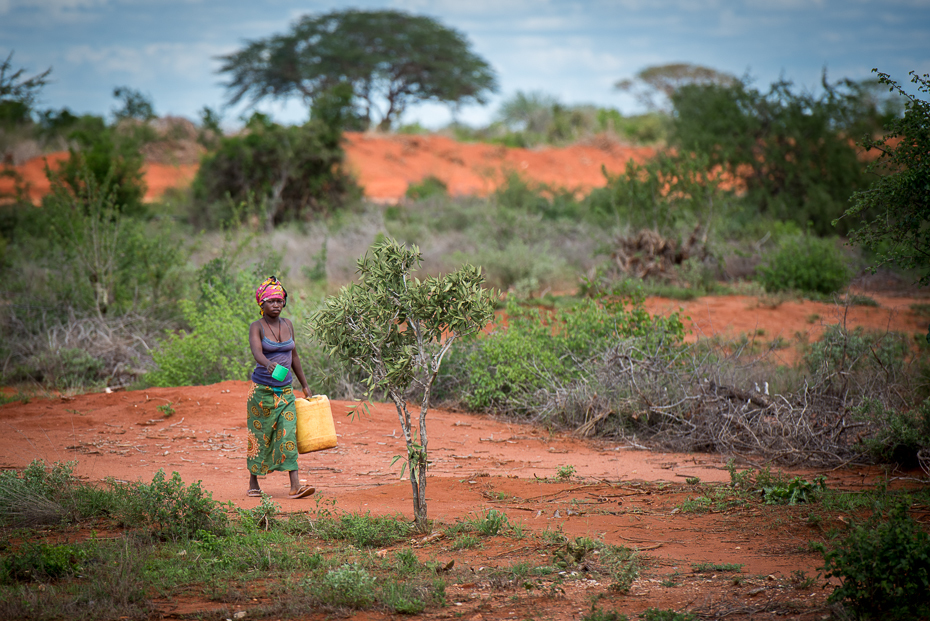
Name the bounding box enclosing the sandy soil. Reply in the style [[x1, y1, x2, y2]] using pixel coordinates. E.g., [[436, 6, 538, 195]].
[[1, 377, 917, 620]]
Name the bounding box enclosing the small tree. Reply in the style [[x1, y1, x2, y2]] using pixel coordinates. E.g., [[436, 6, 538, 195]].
[[309, 239, 495, 532], [837, 70, 930, 284]]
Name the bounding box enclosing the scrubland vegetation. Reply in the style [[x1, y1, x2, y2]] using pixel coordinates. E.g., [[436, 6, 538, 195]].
[[2, 25, 930, 619]]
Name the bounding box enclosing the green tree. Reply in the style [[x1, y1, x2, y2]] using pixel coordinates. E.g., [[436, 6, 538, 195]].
[[670, 74, 872, 235], [615, 62, 737, 110], [309, 239, 495, 531], [837, 70, 930, 284], [217, 9, 497, 130], [0, 50, 51, 125], [191, 113, 360, 229], [111, 86, 155, 121]]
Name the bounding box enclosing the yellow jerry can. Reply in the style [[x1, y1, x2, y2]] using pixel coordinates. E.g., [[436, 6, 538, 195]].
[[295, 395, 338, 453]]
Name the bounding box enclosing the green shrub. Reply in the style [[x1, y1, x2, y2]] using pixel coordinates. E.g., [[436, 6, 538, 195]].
[[1, 541, 86, 583], [191, 114, 360, 229], [853, 398, 930, 468], [0, 460, 78, 526], [405, 175, 448, 201], [312, 511, 412, 548], [804, 324, 908, 380], [314, 563, 377, 608], [147, 288, 252, 386], [450, 295, 684, 413], [756, 234, 850, 294], [113, 469, 229, 540], [761, 475, 826, 505], [640, 609, 696, 621], [818, 504, 930, 620]]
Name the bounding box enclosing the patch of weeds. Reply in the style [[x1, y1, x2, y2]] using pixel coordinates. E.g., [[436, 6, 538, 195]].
[[391, 548, 423, 575], [451, 534, 480, 550], [910, 303, 930, 318], [762, 476, 826, 505], [806, 312, 821, 324], [640, 608, 696, 621], [156, 402, 175, 417], [380, 580, 427, 614], [237, 493, 280, 531], [582, 604, 629, 621], [684, 477, 700, 485], [769, 335, 790, 350], [691, 562, 743, 573], [788, 569, 815, 590], [312, 511, 412, 548], [600, 543, 640, 593], [556, 464, 577, 480], [0, 541, 87, 582], [816, 503, 930, 620], [471, 509, 510, 536], [844, 294, 879, 307], [311, 563, 377, 609], [541, 526, 567, 545], [0, 390, 33, 406], [553, 536, 598, 569], [677, 496, 711, 513], [112, 469, 230, 540]]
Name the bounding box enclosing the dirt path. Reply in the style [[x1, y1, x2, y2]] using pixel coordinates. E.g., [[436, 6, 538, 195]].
[[1, 380, 905, 619]]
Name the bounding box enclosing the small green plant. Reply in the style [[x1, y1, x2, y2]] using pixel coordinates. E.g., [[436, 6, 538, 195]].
[[762, 476, 826, 505], [756, 234, 849, 295], [685, 476, 700, 485], [1, 541, 86, 583], [451, 534, 480, 550], [556, 464, 576, 480], [472, 509, 510, 536], [788, 569, 815, 590], [581, 604, 629, 621], [314, 563, 377, 608], [313, 511, 412, 548], [156, 402, 175, 417], [677, 496, 711, 513], [405, 175, 448, 201], [238, 492, 280, 531], [817, 503, 930, 620], [640, 608, 696, 621], [691, 562, 743, 573]]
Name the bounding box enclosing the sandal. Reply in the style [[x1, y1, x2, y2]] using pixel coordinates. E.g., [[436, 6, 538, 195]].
[[287, 485, 315, 499], [246, 489, 262, 498]]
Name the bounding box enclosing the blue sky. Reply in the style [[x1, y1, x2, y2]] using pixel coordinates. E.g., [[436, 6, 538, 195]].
[[2, 0, 928, 129]]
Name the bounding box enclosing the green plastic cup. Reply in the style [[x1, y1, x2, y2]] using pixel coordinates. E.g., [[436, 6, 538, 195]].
[[271, 364, 288, 381]]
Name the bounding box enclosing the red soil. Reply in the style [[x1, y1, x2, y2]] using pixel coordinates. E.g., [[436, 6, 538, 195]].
[[1, 132, 653, 205]]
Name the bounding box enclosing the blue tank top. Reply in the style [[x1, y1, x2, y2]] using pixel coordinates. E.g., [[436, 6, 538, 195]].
[[251, 336, 295, 387]]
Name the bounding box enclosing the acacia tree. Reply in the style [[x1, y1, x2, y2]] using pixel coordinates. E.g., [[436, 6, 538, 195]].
[[217, 9, 497, 130], [309, 239, 494, 532], [615, 62, 737, 110], [837, 70, 930, 284]]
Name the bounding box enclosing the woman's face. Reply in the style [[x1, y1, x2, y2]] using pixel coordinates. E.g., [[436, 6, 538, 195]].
[[262, 297, 285, 317]]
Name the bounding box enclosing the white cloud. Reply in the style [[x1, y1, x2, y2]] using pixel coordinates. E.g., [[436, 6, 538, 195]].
[[65, 41, 228, 81]]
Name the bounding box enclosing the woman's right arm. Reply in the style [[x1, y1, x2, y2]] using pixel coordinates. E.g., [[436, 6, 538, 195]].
[[249, 321, 276, 375]]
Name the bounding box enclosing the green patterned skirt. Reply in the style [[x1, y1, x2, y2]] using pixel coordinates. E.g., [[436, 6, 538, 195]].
[[246, 382, 299, 475]]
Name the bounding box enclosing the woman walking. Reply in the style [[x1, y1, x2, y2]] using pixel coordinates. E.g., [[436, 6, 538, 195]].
[[246, 276, 315, 499]]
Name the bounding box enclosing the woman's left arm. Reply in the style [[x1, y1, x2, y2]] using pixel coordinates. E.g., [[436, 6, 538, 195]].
[[288, 319, 312, 398]]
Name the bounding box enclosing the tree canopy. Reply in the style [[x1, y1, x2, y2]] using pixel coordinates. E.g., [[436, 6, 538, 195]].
[[839, 70, 930, 284], [0, 51, 51, 125], [669, 74, 883, 235], [217, 9, 497, 130], [615, 62, 737, 110]]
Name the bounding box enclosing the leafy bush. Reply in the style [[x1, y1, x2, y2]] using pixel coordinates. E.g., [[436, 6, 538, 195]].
[[449, 295, 685, 413], [191, 114, 360, 229], [405, 175, 448, 201], [818, 504, 930, 620], [761, 476, 826, 504], [311, 511, 412, 548], [314, 564, 377, 608], [0, 460, 78, 526], [1, 541, 86, 583], [112, 469, 229, 540], [756, 234, 850, 294], [853, 398, 930, 468], [147, 288, 253, 386]]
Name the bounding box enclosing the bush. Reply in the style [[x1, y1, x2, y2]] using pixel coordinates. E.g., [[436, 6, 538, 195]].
[[448, 295, 685, 413], [112, 469, 229, 541], [853, 397, 930, 468], [314, 564, 377, 608], [147, 288, 253, 386], [191, 114, 360, 229], [405, 175, 448, 201], [756, 234, 850, 294], [819, 504, 930, 619]]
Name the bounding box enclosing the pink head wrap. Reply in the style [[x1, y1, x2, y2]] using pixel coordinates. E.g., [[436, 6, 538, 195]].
[[255, 276, 287, 315]]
